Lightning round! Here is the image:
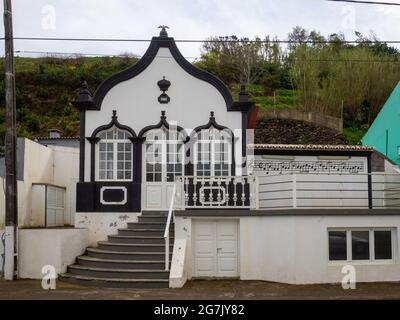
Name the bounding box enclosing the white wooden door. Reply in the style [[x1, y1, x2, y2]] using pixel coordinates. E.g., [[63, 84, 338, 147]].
[[142, 130, 184, 210], [194, 220, 239, 278]]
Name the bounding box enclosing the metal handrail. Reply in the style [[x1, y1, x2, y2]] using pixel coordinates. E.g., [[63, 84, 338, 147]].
[[164, 182, 177, 271]]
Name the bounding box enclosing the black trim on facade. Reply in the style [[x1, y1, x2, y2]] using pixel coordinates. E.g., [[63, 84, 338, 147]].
[[73, 81, 93, 182], [175, 208, 400, 217], [91, 36, 235, 111], [138, 110, 190, 143], [86, 137, 100, 182], [79, 110, 86, 182], [253, 148, 373, 157], [129, 137, 146, 183], [90, 110, 137, 139], [190, 112, 236, 176], [76, 182, 141, 213]]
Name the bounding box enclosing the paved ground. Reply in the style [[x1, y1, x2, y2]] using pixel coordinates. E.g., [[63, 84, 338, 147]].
[[0, 279, 400, 300]]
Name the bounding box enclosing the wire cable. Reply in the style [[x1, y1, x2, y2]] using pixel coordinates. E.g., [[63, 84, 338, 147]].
[[326, 0, 400, 5]]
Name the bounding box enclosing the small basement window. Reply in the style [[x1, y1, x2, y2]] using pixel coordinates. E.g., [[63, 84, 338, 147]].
[[328, 229, 394, 263]]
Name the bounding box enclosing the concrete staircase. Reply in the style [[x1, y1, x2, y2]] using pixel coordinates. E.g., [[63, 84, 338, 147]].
[[60, 211, 173, 288]]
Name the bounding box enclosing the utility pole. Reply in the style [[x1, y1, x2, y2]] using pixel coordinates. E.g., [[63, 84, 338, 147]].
[[3, 0, 17, 280]]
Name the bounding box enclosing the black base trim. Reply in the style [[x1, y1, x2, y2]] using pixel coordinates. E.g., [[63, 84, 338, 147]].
[[76, 182, 141, 212]]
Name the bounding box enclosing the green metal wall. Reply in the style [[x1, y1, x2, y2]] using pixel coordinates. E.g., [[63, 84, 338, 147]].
[[362, 82, 400, 167]]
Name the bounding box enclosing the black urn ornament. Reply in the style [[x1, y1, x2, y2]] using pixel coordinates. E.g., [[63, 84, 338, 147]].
[[157, 76, 171, 104]]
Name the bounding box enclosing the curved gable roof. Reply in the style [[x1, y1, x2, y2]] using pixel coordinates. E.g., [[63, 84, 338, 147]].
[[91, 34, 234, 111]]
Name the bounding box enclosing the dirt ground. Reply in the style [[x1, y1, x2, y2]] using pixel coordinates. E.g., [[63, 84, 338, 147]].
[[0, 279, 400, 300]]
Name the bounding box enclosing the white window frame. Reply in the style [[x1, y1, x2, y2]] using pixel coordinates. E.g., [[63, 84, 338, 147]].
[[327, 228, 396, 265], [194, 128, 232, 177], [144, 128, 185, 183], [96, 127, 133, 182]]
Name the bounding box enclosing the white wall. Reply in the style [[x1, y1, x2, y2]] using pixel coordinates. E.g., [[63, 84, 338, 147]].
[[75, 212, 140, 246], [18, 228, 89, 279], [0, 139, 79, 228], [84, 47, 243, 182], [50, 145, 79, 225], [175, 215, 400, 285], [240, 215, 400, 284], [0, 229, 4, 273]]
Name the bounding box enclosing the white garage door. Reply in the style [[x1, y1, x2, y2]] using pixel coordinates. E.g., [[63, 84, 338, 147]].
[[193, 220, 239, 278]]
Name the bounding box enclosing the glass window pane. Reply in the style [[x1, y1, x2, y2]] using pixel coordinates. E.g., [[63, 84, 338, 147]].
[[99, 143, 106, 151], [329, 231, 347, 261], [374, 231, 392, 260], [117, 144, 124, 152], [146, 173, 153, 182], [155, 173, 162, 182], [107, 171, 113, 180], [117, 171, 124, 180], [352, 231, 370, 260]]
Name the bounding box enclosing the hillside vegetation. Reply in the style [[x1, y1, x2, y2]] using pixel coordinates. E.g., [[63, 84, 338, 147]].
[[0, 26, 399, 145]]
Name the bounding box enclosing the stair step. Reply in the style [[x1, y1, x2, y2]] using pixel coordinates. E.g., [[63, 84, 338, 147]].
[[118, 229, 174, 237], [108, 235, 174, 244], [87, 247, 172, 261], [141, 211, 168, 217], [59, 273, 169, 289], [97, 241, 173, 252], [77, 256, 169, 270], [138, 216, 168, 223], [68, 264, 169, 279], [127, 222, 170, 230]]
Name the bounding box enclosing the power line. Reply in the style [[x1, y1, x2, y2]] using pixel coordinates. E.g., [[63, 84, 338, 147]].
[[10, 50, 400, 64], [326, 0, 400, 5], [14, 50, 139, 57], [13, 50, 199, 61], [2, 36, 400, 44]]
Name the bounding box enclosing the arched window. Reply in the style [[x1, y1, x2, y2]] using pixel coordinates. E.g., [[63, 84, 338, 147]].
[[97, 127, 133, 181], [194, 127, 232, 177], [144, 127, 185, 183]]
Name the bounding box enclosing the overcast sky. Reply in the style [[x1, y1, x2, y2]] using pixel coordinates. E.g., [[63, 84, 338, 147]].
[[1, 0, 400, 59]]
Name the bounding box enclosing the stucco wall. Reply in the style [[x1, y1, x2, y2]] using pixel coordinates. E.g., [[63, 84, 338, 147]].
[[50, 145, 79, 225], [75, 212, 140, 246], [240, 215, 400, 284], [84, 47, 243, 182], [0, 138, 79, 228], [18, 228, 89, 279], [0, 229, 4, 273], [175, 214, 400, 285]]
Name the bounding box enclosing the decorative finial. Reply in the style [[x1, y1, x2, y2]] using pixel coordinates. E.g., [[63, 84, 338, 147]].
[[73, 80, 92, 110], [112, 110, 117, 118], [161, 110, 166, 119], [239, 84, 249, 102], [158, 25, 169, 37], [210, 111, 215, 118]]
